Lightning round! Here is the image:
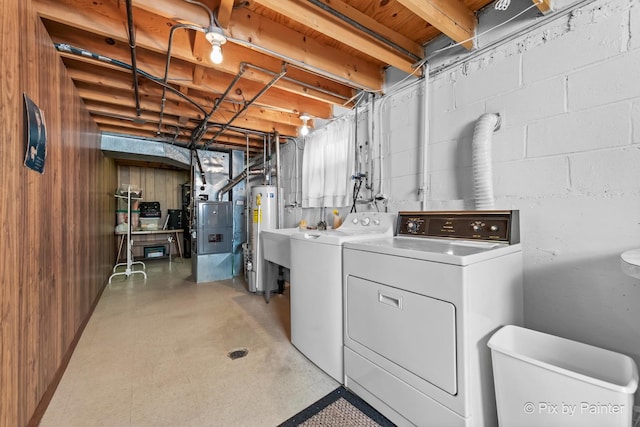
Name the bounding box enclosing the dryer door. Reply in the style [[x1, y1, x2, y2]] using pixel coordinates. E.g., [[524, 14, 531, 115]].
[[345, 275, 458, 395]]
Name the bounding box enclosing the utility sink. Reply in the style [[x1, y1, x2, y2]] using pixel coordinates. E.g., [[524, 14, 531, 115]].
[[261, 228, 298, 269], [621, 249, 640, 279]]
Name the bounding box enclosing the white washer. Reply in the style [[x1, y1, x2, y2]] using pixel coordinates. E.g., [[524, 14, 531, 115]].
[[290, 212, 396, 383], [342, 211, 523, 427]]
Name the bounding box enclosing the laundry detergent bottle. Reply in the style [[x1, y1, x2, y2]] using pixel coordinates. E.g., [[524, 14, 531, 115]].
[[332, 209, 342, 229]]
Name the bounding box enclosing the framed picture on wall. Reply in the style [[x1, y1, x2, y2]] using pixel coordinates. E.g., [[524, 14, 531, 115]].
[[23, 93, 47, 174]]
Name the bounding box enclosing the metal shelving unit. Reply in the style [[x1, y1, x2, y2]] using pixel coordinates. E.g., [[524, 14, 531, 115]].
[[109, 185, 147, 283]]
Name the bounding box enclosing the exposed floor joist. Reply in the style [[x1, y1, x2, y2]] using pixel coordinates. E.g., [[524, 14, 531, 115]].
[[35, 0, 512, 152]]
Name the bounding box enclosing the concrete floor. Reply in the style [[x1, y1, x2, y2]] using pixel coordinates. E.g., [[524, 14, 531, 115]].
[[40, 259, 338, 427]]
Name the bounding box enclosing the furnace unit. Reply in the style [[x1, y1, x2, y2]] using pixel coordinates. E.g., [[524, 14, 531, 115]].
[[192, 200, 233, 282]]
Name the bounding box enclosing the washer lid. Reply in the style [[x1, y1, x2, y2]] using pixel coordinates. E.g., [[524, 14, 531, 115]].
[[344, 237, 521, 265], [291, 228, 394, 245]]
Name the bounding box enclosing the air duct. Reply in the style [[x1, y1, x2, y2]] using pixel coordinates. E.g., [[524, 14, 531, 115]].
[[472, 113, 501, 210]]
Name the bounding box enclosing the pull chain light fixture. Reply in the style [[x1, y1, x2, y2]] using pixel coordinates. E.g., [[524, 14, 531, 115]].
[[185, 0, 227, 64]]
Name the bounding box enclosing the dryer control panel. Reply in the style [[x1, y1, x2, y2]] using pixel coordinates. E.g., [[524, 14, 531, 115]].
[[397, 210, 519, 244]]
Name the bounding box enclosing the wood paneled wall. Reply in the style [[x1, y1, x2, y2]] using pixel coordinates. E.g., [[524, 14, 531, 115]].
[[0, 1, 117, 426], [117, 164, 189, 223], [116, 165, 189, 258]]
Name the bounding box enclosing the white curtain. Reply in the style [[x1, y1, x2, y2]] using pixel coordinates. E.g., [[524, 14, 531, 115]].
[[302, 115, 355, 208]]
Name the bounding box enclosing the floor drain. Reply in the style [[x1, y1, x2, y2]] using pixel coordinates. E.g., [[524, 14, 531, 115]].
[[228, 348, 248, 360]]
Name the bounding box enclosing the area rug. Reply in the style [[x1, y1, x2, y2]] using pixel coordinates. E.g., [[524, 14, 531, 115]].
[[278, 387, 396, 427]]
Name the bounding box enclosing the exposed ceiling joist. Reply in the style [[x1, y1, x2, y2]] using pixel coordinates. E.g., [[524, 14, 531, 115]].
[[534, 0, 554, 14], [396, 0, 476, 50], [217, 0, 235, 29], [36, 0, 356, 106], [50, 31, 333, 120], [131, 0, 384, 91], [34, 0, 541, 152], [313, 0, 425, 60], [250, 0, 418, 75]]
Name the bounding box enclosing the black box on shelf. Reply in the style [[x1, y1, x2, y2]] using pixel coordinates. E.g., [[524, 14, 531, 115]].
[[140, 202, 161, 218], [143, 245, 166, 258], [167, 209, 183, 229]]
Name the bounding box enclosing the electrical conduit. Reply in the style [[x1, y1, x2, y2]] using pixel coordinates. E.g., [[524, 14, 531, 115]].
[[472, 113, 501, 210], [421, 63, 430, 210]]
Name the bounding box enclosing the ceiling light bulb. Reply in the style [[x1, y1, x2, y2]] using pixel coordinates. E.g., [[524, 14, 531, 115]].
[[299, 113, 311, 136], [210, 42, 223, 64], [205, 28, 227, 65]]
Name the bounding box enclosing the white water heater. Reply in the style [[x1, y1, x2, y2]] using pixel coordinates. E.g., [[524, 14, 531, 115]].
[[247, 185, 277, 292]]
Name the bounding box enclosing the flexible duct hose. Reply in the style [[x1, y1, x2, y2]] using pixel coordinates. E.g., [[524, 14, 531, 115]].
[[472, 113, 501, 210]]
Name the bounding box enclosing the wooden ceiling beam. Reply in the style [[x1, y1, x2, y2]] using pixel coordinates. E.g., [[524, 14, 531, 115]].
[[249, 0, 416, 74], [128, 0, 383, 91], [534, 0, 553, 14], [313, 0, 424, 60], [65, 64, 305, 128], [396, 0, 476, 50], [77, 84, 299, 136], [35, 0, 359, 103], [88, 103, 179, 125], [48, 25, 333, 119], [217, 0, 235, 29]]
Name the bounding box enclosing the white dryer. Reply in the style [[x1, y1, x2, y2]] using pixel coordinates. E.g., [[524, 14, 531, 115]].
[[343, 210, 523, 427], [290, 212, 396, 383]]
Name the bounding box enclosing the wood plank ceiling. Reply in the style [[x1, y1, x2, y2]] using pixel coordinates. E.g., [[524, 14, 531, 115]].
[[35, 0, 549, 153]]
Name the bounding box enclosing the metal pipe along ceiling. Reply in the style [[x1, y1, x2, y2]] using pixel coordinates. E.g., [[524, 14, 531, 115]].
[[226, 35, 371, 92], [188, 64, 248, 148], [205, 64, 288, 146], [305, 0, 422, 63], [125, 0, 142, 117], [54, 43, 207, 116], [274, 131, 282, 228], [158, 22, 207, 136]]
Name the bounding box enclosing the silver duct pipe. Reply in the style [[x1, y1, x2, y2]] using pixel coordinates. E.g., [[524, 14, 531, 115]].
[[262, 134, 269, 184], [472, 113, 501, 210], [218, 160, 267, 201], [218, 170, 247, 201]]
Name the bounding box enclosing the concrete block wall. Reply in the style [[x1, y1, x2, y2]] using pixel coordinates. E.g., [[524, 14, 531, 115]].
[[379, 0, 640, 376], [278, 0, 640, 383], [280, 107, 376, 228]]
